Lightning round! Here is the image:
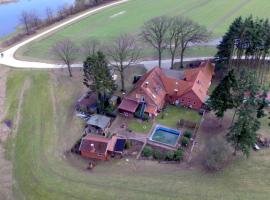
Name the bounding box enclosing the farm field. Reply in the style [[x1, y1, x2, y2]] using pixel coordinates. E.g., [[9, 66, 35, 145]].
[[16, 0, 270, 62], [3, 67, 270, 200]]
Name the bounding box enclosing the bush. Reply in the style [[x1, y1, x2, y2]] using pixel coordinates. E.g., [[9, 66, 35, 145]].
[[181, 137, 189, 147], [183, 131, 193, 139], [142, 146, 153, 158], [153, 150, 166, 161], [203, 137, 231, 171], [174, 148, 184, 161], [165, 151, 175, 161]]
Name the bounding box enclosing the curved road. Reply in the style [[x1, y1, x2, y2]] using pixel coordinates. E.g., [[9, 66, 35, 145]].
[[0, 0, 215, 70]]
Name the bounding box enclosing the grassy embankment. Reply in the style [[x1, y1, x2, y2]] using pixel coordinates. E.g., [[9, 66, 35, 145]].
[[4, 69, 270, 200]]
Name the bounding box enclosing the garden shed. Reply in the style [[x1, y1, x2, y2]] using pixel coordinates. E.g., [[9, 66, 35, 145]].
[[86, 114, 111, 132]]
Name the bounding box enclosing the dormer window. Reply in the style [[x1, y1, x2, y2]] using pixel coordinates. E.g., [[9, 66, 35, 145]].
[[144, 81, 149, 87]]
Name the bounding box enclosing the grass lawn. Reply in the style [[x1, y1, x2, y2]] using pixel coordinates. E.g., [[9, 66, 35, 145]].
[[128, 119, 153, 134], [4, 70, 28, 121], [157, 106, 201, 128], [4, 69, 270, 200], [16, 0, 270, 61]]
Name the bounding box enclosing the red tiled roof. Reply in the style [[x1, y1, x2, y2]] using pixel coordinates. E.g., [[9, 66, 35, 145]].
[[145, 104, 157, 115], [119, 60, 214, 113], [107, 136, 118, 152], [79, 135, 110, 154], [127, 67, 167, 112], [118, 98, 139, 113]]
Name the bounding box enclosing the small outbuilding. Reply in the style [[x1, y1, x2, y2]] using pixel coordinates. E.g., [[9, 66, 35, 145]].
[[86, 114, 112, 133], [79, 135, 126, 160], [76, 92, 97, 113]]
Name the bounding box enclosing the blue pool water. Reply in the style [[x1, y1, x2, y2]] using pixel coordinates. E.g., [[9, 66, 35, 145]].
[[149, 125, 181, 146]]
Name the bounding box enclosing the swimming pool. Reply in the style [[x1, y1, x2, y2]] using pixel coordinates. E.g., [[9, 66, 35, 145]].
[[149, 125, 181, 147]]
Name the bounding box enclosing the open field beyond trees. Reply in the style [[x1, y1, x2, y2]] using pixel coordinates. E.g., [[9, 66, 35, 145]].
[[15, 0, 270, 62], [2, 66, 270, 200]]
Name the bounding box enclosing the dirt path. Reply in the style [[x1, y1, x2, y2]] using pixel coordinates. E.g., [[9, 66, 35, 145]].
[[0, 68, 30, 200], [12, 79, 30, 134], [0, 67, 13, 200]]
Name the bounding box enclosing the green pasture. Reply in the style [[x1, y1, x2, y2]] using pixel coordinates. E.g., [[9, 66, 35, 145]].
[[16, 0, 270, 62], [4, 69, 270, 200]]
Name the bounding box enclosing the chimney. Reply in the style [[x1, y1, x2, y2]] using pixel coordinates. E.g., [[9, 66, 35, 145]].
[[90, 143, 95, 152]]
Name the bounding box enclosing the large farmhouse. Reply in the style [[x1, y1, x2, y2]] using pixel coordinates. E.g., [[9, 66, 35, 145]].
[[118, 61, 215, 118]]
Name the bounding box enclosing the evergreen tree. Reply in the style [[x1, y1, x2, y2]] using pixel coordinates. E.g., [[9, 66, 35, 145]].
[[257, 89, 268, 118], [227, 98, 260, 157], [216, 17, 244, 66], [83, 51, 117, 112], [227, 70, 262, 157], [208, 70, 237, 119], [216, 15, 270, 84]]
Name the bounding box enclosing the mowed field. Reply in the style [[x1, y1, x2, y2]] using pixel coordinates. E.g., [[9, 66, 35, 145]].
[[16, 0, 270, 62], [3, 67, 270, 200]]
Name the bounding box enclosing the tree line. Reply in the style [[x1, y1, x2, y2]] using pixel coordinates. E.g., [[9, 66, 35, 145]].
[[2, 0, 112, 47], [51, 34, 140, 92], [141, 15, 210, 68], [208, 69, 268, 157], [216, 15, 270, 85]]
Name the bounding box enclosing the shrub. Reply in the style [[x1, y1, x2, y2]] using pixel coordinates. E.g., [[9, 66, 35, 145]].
[[183, 131, 193, 139], [142, 146, 153, 158], [181, 136, 189, 147], [174, 148, 184, 161], [165, 151, 175, 161], [203, 137, 231, 171], [153, 150, 166, 161]]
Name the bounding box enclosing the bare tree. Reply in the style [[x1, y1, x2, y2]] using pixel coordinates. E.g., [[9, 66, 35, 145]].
[[106, 34, 140, 91], [141, 16, 170, 67], [45, 7, 54, 24], [81, 38, 101, 58], [52, 39, 78, 77], [57, 5, 66, 20], [168, 16, 182, 69], [30, 11, 41, 28], [19, 11, 32, 34], [176, 17, 210, 68]]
